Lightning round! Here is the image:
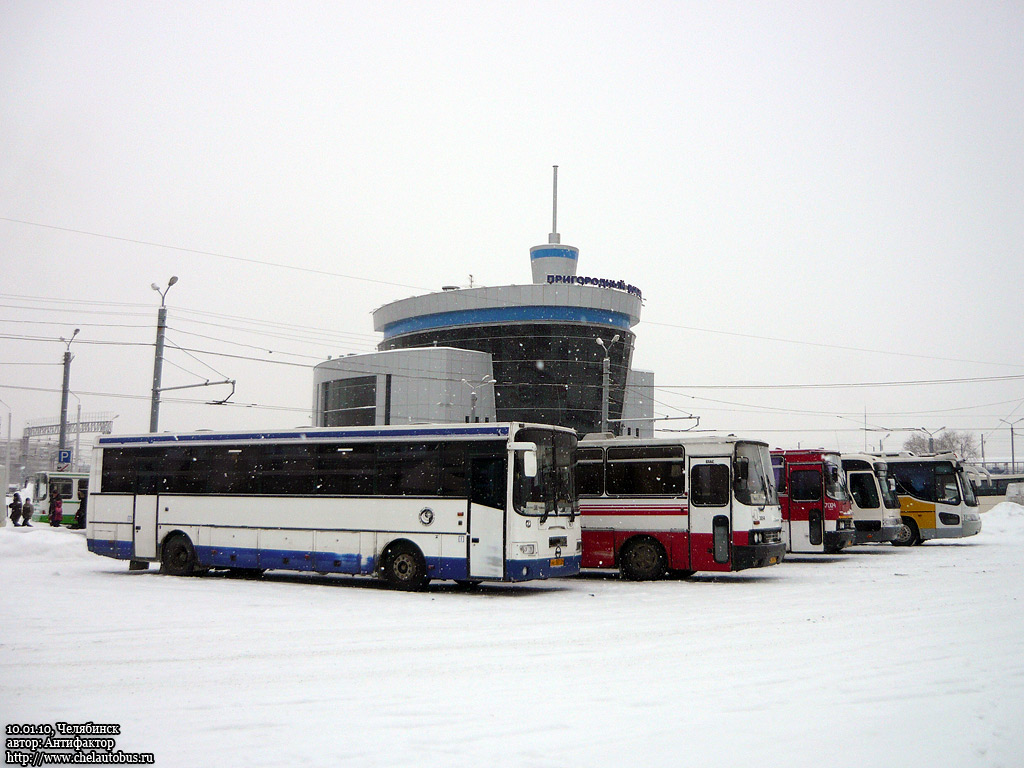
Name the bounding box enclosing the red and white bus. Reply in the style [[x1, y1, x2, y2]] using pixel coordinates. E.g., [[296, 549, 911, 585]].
[[771, 449, 855, 554], [576, 435, 785, 579]]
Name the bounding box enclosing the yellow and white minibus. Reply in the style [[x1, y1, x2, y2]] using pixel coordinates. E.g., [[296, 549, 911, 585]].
[[875, 452, 982, 545]]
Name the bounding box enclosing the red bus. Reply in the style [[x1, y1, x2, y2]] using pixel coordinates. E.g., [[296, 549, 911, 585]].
[[576, 435, 786, 579], [771, 449, 855, 553]]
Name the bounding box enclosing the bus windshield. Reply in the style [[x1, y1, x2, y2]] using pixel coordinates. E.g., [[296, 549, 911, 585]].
[[876, 468, 901, 509], [958, 468, 979, 507], [823, 455, 849, 502], [514, 428, 577, 517], [734, 443, 778, 507]]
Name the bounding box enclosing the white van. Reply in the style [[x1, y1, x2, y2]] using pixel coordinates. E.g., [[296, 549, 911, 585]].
[[1005, 482, 1024, 505]]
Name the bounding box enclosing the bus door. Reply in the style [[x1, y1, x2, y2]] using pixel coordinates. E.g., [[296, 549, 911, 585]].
[[133, 496, 159, 560], [468, 456, 506, 579], [688, 457, 732, 571], [788, 464, 824, 551]]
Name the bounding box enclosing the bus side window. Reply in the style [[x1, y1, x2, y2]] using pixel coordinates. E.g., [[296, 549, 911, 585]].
[[575, 448, 604, 497], [891, 465, 929, 500], [772, 459, 787, 495], [790, 470, 822, 502], [439, 443, 468, 497], [690, 464, 729, 506], [472, 456, 507, 510], [606, 446, 684, 496], [935, 471, 960, 505], [849, 473, 879, 509]]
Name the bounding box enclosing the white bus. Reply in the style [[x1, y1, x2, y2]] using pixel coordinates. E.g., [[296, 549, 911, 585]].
[[840, 454, 902, 544], [875, 452, 982, 546], [968, 470, 1024, 513], [576, 435, 785, 579], [86, 423, 580, 589]]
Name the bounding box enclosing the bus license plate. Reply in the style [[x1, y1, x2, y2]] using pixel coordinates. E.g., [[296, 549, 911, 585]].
[[549, 557, 564, 567]]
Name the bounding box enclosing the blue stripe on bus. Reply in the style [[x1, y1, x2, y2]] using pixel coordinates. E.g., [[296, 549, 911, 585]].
[[98, 425, 511, 446], [88, 538, 134, 560], [196, 545, 473, 580], [87, 540, 580, 582], [506, 555, 581, 581]]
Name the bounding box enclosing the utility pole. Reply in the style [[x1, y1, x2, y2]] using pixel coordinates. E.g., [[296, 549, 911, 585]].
[[58, 329, 80, 451], [0, 397, 11, 492], [150, 276, 178, 432], [74, 402, 81, 472], [1000, 417, 1024, 474]]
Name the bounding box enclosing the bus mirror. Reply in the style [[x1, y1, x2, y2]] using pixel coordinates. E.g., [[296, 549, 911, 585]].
[[523, 451, 537, 478], [830, 466, 840, 483], [734, 457, 749, 482], [510, 442, 538, 478]]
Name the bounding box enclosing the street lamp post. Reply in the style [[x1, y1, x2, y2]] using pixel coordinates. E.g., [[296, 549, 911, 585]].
[[879, 432, 891, 453], [58, 329, 80, 451], [461, 376, 496, 423], [596, 335, 621, 434], [150, 276, 178, 433], [918, 425, 946, 454], [999, 417, 1024, 473]]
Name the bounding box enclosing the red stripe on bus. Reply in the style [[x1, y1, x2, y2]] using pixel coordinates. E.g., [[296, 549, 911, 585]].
[[580, 507, 688, 516]]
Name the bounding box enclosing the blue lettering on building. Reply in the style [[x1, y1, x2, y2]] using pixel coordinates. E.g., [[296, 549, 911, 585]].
[[546, 274, 642, 300]]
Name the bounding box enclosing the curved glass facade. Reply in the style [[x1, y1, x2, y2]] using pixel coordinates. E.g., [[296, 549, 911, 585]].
[[380, 323, 634, 436]]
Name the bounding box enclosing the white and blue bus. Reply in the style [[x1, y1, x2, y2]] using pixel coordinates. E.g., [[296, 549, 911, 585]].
[[86, 423, 580, 589]]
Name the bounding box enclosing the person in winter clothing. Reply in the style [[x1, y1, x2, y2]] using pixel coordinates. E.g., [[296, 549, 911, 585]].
[[20, 497, 33, 526], [49, 491, 62, 527], [72, 489, 87, 529], [8, 493, 22, 526]]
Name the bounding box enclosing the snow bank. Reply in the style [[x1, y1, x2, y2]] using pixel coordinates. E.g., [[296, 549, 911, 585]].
[[981, 501, 1024, 537], [0, 524, 92, 562]]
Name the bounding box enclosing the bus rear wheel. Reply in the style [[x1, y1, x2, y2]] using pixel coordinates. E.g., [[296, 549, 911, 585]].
[[161, 533, 198, 576], [620, 537, 667, 581], [893, 518, 920, 547], [381, 543, 429, 590]]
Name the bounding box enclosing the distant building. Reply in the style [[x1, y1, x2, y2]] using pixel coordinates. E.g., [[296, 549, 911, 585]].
[[313, 170, 654, 436], [313, 348, 495, 426]]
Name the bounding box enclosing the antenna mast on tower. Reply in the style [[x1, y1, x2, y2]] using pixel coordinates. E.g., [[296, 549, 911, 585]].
[[530, 164, 577, 284], [549, 165, 560, 244]]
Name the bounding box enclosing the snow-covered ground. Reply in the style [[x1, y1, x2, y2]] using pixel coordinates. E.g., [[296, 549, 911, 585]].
[[2, 506, 1023, 768]]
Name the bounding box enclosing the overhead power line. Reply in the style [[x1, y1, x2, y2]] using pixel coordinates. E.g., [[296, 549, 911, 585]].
[[656, 373, 1024, 389], [0, 216, 429, 292], [0, 383, 309, 414], [642, 319, 1024, 369]]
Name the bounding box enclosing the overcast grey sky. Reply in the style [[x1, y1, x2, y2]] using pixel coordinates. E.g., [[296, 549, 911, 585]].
[[1, 1, 1022, 460]]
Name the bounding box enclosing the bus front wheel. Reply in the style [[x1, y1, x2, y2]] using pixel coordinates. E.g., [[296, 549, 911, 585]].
[[893, 518, 920, 547], [381, 543, 429, 590], [620, 537, 667, 581], [161, 533, 198, 576]]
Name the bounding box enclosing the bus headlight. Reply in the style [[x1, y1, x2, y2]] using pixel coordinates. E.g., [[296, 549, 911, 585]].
[[518, 543, 537, 556]]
